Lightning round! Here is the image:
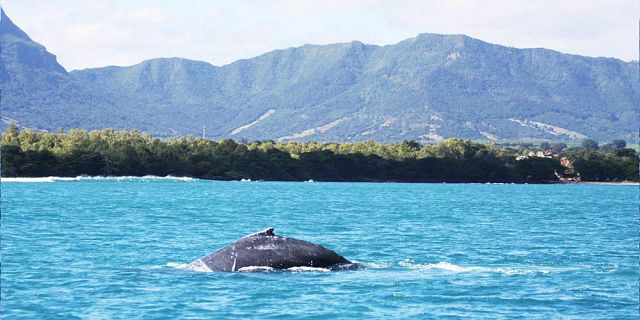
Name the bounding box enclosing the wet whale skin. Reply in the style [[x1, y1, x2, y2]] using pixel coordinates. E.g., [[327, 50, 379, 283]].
[[193, 228, 351, 272]]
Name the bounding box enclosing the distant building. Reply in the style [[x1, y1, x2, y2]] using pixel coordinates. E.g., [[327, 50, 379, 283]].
[[556, 157, 581, 182], [516, 150, 555, 161]]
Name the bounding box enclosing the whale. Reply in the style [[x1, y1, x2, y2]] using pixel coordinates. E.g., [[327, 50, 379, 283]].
[[188, 228, 358, 272]]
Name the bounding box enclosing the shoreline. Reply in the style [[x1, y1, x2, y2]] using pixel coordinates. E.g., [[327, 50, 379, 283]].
[[1, 176, 637, 186], [565, 181, 639, 186]]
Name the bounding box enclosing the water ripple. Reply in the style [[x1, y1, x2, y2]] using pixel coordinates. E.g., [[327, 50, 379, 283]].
[[2, 181, 637, 319]]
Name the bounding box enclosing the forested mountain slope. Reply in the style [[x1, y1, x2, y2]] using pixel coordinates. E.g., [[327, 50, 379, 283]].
[[2, 8, 637, 142]]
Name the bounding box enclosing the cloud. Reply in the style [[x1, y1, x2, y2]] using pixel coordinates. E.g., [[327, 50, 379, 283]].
[[3, 0, 638, 70]]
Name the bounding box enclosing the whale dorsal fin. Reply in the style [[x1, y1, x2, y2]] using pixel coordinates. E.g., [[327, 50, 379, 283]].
[[245, 227, 275, 238]]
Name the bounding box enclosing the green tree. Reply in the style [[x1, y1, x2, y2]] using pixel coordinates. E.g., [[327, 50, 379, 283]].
[[581, 138, 599, 150]]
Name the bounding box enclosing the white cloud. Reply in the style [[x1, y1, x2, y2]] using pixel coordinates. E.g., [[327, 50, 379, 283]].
[[3, 0, 638, 70]]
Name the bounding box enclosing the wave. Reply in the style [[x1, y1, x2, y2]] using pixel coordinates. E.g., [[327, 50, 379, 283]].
[[82, 175, 196, 182], [164, 260, 577, 276], [2, 177, 57, 183], [398, 260, 576, 276], [286, 266, 332, 273], [362, 261, 390, 269], [237, 266, 331, 273], [237, 266, 277, 272], [166, 262, 213, 272], [2, 175, 196, 183], [165, 262, 333, 273]]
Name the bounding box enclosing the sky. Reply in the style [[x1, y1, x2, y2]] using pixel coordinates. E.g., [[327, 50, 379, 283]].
[[3, 0, 639, 71]]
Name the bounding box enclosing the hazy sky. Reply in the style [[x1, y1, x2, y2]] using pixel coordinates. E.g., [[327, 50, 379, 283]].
[[3, 0, 638, 70]]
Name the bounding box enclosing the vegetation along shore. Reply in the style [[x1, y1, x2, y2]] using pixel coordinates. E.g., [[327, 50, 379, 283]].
[[1, 126, 637, 183]]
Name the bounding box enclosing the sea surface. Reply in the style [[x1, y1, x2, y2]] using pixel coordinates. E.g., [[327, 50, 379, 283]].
[[1, 177, 638, 319]]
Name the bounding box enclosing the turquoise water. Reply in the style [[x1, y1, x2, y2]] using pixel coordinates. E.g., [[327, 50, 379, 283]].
[[1, 178, 638, 319]]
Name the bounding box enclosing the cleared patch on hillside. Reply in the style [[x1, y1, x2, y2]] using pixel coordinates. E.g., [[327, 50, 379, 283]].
[[230, 109, 276, 135], [509, 119, 588, 140], [278, 117, 346, 141]]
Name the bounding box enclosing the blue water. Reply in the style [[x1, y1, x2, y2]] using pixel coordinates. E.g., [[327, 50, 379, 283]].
[[1, 178, 638, 319]]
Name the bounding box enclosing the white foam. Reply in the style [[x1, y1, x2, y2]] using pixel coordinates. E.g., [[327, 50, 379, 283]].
[[2, 177, 56, 182], [135, 265, 164, 270], [285, 266, 331, 273], [163, 175, 196, 181], [166, 261, 213, 272], [398, 261, 569, 276], [166, 262, 334, 273], [237, 266, 276, 272], [364, 262, 390, 269], [166, 262, 191, 269], [2, 175, 196, 182]]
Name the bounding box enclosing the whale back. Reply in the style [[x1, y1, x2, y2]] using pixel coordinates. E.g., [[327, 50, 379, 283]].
[[194, 228, 350, 271]]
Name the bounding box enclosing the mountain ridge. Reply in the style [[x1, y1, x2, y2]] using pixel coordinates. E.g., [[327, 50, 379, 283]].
[[1, 8, 637, 142], [69, 33, 639, 72]]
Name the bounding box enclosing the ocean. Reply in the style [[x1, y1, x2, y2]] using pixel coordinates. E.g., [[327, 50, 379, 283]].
[[1, 177, 638, 319]]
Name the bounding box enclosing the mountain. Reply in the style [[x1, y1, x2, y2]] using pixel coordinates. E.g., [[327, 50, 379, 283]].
[[1, 8, 638, 142], [0, 8, 131, 132]]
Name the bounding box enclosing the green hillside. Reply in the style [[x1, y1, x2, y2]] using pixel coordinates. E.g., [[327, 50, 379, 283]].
[[1, 8, 637, 143]]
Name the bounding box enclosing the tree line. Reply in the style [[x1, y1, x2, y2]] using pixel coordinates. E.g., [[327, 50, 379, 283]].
[[1, 126, 637, 182]]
